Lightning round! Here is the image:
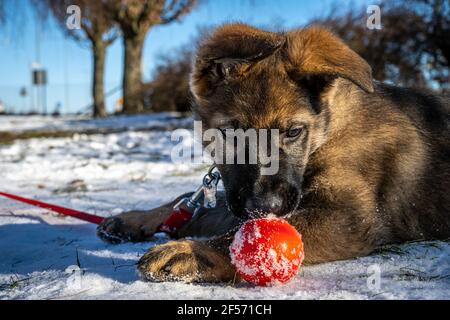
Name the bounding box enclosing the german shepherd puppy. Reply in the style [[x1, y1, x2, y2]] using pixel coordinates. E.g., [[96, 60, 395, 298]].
[[97, 24, 450, 283]]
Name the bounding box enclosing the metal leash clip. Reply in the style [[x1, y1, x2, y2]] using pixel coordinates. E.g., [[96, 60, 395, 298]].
[[158, 165, 221, 236], [172, 165, 221, 215], [202, 165, 221, 208]]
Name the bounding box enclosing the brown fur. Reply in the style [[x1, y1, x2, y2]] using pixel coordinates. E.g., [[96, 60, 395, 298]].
[[98, 23, 450, 283], [138, 240, 237, 283]]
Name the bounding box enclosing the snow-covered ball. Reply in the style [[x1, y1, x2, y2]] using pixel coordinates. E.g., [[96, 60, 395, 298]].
[[229, 217, 304, 286]]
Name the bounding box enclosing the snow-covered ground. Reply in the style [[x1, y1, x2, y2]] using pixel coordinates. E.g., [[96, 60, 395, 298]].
[[0, 113, 191, 133], [0, 114, 449, 300]]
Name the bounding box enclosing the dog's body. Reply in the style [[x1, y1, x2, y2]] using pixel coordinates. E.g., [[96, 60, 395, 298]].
[[97, 24, 450, 283]]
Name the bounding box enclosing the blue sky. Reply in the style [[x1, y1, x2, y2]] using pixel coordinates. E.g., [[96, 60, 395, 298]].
[[0, 0, 370, 114]]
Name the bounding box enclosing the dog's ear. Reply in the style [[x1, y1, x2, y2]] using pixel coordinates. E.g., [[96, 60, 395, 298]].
[[286, 26, 374, 93], [191, 23, 284, 99]]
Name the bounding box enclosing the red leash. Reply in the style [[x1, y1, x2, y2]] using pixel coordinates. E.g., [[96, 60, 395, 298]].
[[0, 166, 220, 235], [0, 191, 194, 235], [0, 191, 104, 225]]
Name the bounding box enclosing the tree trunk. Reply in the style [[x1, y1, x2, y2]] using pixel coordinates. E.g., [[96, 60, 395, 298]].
[[122, 34, 145, 114], [92, 40, 107, 118]]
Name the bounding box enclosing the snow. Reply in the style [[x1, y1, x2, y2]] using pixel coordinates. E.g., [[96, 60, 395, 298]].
[[0, 113, 192, 133], [1, 114, 449, 300]]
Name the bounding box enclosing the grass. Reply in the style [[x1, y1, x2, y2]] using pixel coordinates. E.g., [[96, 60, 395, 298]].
[[373, 238, 449, 256], [0, 275, 32, 291], [0, 130, 78, 145], [396, 267, 450, 282]]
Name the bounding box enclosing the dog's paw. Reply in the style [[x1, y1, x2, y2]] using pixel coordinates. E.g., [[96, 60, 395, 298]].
[[97, 211, 160, 244], [97, 216, 134, 244], [138, 240, 237, 283]]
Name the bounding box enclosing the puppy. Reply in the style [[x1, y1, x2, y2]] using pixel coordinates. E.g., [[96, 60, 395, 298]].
[[98, 23, 450, 283]]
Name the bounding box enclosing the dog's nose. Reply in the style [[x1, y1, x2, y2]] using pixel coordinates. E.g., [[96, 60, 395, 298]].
[[244, 194, 283, 216]]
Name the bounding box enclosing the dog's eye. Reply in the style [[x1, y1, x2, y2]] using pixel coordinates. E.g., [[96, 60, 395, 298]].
[[214, 61, 239, 79], [286, 127, 303, 138]]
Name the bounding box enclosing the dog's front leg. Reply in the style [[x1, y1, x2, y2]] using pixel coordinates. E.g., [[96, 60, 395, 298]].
[[97, 191, 236, 243], [137, 235, 238, 283], [286, 201, 381, 265], [97, 193, 194, 243]]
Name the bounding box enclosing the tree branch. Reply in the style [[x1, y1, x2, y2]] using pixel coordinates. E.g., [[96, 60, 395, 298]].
[[160, 0, 197, 24]]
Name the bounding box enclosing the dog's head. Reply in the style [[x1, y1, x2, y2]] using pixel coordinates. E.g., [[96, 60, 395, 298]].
[[190, 23, 373, 218]]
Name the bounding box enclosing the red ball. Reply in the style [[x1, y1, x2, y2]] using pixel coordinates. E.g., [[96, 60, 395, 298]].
[[229, 217, 304, 286]]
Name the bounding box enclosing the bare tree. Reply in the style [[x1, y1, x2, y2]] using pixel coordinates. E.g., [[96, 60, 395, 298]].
[[413, 0, 450, 83], [106, 0, 197, 114], [143, 47, 193, 112], [36, 0, 118, 117], [0, 1, 28, 30], [315, 0, 450, 91]]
